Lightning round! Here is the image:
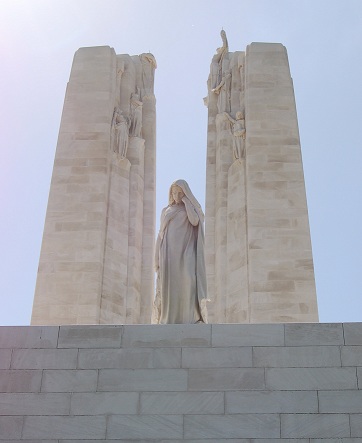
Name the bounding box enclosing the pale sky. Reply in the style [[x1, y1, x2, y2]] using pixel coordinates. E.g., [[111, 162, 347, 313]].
[[1, 0, 361, 325]]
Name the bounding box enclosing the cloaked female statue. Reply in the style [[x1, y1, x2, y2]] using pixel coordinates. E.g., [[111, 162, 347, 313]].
[[152, 180, 208, 324]]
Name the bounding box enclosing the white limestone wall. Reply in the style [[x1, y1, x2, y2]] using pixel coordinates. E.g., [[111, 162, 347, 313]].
[[205, 42, 318, 323], [139, 94, 157, 323], [0, 322, 362, 441], [100, 155, 131, 323], [32, 47, 116, 325], [204, 77, 218, 321], [32, 47, 156, 326], [245, 43, 318, 323], [226, 160, 248, 322], [126, 137, 145, 323]]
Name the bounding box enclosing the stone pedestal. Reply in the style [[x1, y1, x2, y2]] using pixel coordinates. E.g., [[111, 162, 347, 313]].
[[1, 322, 361, 441]]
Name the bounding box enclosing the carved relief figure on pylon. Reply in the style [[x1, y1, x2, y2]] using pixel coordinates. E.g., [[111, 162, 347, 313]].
[[224, 111, 246, 160], [111, 107, 130, 159]]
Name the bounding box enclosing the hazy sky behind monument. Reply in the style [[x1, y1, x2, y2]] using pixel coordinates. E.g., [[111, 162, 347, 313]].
[[1, 0, 361, 325]]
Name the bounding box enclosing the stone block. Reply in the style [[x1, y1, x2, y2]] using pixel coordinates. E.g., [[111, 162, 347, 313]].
[[0, 416, 23, 439], [140, 392, 224, 414], [0, 441, 57, 443], [41, 370, 98, 392], [22, 416, 106, 439], [341, 346, 362, 366], [0, 370, 42, 393], [226, 390, 317, 413], [44, 441, 184, 443], [266, 367, 357, 390], [319, 390, 362, 413], [310, 440, 360, 443], [285, 323, 344, 346], [118, 441, 252, 443], [182, 346, 252, 368], [58, 325, 122, 348], [0, 350, 11, 369], [11, 349, 78, 369], [122, 324, 211, 347], [153, 348, 181, 368], [344, 323, 362, 345], [281, 414, 350, 438], [184, 414, 280, 439], [212, 324, 284, 346], [138, 440, 257, 443], [253, 346, 341, 367], [351, 414, 362, 437], [0, 393, 70, 415], [0, 326, 58, 348], [252, 441, 308, 443], [188, 368, 265, 390], [107, 415, 183, 439], [248, 42, 286, 53], [71, 392, 138, 415], [78, 348, 153, 369], [98, 369, 187, 391], [35, 441, 95, 443]]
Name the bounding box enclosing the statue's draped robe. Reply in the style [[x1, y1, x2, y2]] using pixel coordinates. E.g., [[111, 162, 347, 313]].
[[155, 201, 207, 324]]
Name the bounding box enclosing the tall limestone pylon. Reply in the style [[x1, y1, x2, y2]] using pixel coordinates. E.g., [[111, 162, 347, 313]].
[[205, 32, 319, 323], [31, 46, 157, 325]]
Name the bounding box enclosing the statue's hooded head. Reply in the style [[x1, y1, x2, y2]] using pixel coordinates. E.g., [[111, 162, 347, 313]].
[[168, 179, 204, 222]]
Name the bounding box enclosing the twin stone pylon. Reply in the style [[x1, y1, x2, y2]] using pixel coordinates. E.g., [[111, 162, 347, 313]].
[[32, 47, 156, 325], [31, 36, 318, 325], [205, 35, 318, 323]]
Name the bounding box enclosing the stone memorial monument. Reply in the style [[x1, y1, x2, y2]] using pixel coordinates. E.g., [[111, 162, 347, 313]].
[[31, 46, 157, 325], [4, 35, 362, 443], [204, 31, 319, 323], [31, 34, 318, 326]]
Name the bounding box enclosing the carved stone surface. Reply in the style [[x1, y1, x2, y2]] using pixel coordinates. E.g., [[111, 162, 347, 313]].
[[31, 46, 157, 325], [112, 107, 129, 158], [205, 34, 319, 323], [225, 111, 246, 160], [129, 91, 143, 137]]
